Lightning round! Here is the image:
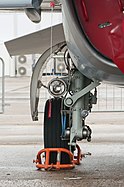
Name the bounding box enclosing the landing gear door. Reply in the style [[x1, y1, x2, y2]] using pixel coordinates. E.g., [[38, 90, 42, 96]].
[[30, 43, 65, 121]]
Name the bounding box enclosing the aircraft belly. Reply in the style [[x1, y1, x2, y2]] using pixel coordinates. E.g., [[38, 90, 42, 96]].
[[62, 0, 124, 85]]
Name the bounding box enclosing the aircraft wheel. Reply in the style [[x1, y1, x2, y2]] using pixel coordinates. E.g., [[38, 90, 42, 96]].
[[44, 98, 70, 164]]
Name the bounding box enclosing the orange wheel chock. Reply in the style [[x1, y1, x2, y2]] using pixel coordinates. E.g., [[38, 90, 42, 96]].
[[33, 144, 83, 170]]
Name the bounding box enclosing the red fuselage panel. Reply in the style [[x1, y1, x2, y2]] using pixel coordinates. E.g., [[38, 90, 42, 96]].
[[75, 0, 124, 73]]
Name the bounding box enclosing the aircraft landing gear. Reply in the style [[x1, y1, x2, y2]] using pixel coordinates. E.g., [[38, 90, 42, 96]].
[[31, 45, 100, 169]]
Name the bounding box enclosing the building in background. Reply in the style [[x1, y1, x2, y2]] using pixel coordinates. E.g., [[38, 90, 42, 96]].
[[0, 12, 62, 77]]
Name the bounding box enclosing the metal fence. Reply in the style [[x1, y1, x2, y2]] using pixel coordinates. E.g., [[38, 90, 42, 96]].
[[0, 58, 5, 113], [93, 84, 124, 112]]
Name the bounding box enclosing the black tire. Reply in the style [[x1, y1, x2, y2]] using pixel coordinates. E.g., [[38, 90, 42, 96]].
[[44, 98, 70, 164]]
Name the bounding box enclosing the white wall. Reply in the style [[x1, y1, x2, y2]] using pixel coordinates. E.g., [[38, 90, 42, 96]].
[[0, 12, 62, 76]]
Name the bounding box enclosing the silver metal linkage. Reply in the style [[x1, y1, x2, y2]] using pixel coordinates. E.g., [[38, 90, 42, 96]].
[[64, 80, 100, 108]]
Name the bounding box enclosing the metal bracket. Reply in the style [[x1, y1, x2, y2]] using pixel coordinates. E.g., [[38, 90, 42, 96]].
[[33, 144, 82, 170], [64, 80, 100, 107]]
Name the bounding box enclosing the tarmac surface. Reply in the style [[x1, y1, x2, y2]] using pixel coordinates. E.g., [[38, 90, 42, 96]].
[[0, 77, 124, 187]]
